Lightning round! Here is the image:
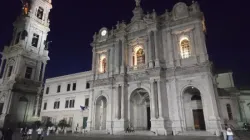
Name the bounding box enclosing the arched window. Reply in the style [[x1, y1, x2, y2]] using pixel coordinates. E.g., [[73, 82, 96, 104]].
[[180, 38, 191, 59], [133, 46, 145, 66], [226, 104, 233, 120], [102, 58, 107, 73], [191, 95, 201, 101]]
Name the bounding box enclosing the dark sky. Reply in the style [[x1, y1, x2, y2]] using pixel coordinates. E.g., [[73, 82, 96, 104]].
[[0, 0, 249, 87]]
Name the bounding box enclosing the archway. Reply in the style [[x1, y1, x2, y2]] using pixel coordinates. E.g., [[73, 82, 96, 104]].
[[95, 96, 107, 130], [130, 88, 151, 130], [183, 86, 206, 131], [16, 96, 29, 124]]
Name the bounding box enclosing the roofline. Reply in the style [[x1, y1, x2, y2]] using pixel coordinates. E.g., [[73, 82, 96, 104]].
[[45, 71, 93, 83]]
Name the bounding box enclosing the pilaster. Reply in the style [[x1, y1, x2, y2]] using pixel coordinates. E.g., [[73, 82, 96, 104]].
[[154, 30, 160, 67]]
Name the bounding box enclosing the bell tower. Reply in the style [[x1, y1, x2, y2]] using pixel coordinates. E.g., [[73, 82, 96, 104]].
[[0, 0, 52, 128]]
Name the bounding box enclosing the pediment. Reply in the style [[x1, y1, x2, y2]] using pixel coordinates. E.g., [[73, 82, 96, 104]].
[[126, 20, 147, 33]]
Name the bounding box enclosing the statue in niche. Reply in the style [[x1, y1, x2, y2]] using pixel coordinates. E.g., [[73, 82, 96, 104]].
[[136, 48, 145, 65], [102, 58, 107, 73]]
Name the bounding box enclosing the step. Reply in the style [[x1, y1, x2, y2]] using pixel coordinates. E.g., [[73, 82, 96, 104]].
[[176, 131, 214, 136], [115, 130, 156, 136]]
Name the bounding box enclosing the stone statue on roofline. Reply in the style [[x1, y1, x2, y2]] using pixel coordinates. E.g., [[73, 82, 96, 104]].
[[135, 0, 141, 7]]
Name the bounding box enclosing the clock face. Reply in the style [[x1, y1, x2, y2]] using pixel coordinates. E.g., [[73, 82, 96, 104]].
[[101, 30, 107, 36]]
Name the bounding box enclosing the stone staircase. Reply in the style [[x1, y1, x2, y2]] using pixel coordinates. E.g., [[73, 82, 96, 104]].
[[176, 131, 214, 136], [115, 130, 156, 136]]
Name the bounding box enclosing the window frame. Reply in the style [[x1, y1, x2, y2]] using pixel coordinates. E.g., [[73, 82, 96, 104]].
[[72, 82, 76, 91], [67, 83, 71, 91], [43, 102, 47, 110], [31, 33, 39, 47], [180, 37, 191, 59], [36, 7, 44, 20], [45, 86, 50, 94], [25, 67, 33, 79], [57, 85, 61, 93]]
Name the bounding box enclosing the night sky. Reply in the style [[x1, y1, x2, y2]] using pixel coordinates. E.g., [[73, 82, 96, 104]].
[[0, 0, 249, 87]]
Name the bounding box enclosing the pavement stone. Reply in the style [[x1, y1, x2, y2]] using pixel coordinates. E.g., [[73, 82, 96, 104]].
[[12, 132, 223, 140]]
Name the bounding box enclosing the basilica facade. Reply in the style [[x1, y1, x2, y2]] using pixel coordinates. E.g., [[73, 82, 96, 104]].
[[41, 1, 229, 136]]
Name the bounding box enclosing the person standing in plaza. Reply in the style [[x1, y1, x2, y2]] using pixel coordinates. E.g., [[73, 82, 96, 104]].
[[27, 127, 33, 140], [36, 127, 43, 140], [227, 127, 234, 140]]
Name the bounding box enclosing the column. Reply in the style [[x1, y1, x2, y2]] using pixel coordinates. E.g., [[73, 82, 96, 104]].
[[36, 61, 42, 81], [166, 31, 174, 66], [120, 40, 125, 73], [108, 49, 111, 74], [154, 30, 160, 67], [34, 95, 40, 117], [14, 56, 20, 74], [115, 86, 119, 119], [148, 32, 153, 68], [115, 42, 119, 73], [41, 62, 47, 82], [0, 58, 4, 78], [121, 85, 124, 119], [150, 80, 156, 119], [87, 90, 94, 130], [91, 49, 96, 71], [144, 38, 148, 67], [2, 90, 13, 115], [157, 80, 163, 119]]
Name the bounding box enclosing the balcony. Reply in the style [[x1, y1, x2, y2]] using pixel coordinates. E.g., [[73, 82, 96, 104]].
[[128, 64, 147, 72]]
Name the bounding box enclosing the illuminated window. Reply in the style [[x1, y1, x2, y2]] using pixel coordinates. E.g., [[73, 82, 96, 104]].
[[226, 104, 233, 120], [37, 7, 44, 20], [99, 56, 107, 73], [133, 46, 145, 66], [180, 38, 191, 59]]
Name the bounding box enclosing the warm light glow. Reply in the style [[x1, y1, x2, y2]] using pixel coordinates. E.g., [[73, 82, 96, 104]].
[[133, 45, 145, 66], [99, 55, 107, 73], [180, 37, 191, 59]]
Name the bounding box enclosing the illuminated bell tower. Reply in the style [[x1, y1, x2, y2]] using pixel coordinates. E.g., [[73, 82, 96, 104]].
[[0, 0, 52, 128]]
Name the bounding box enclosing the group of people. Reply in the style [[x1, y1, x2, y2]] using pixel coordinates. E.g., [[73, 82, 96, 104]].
[[0, 128, 13, 140], [20, 126, 48, 140]]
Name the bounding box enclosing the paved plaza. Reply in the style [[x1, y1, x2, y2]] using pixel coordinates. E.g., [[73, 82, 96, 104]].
[[12, 133, 223, 140]]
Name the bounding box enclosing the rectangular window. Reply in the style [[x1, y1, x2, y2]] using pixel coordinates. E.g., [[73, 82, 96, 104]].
[[65, 100, 69, 108], [7, 66, 13, 77], [85, 98, 89, 107], [65, 99, 75, 108], [15, 32, 21, 44], [25, 67, 33, 79], [43, 102, 47, 110], [86, 82, 90, 89], [72, 83, 76, 91], [32, 33, 39, 47], [0, 103, 4, 115], [69, 99, 75, 108], [37, 7, 44, 20], [54, 101, 60, 109], [45, 87, 49, 94], [57, 85, 61, 93], [67, 84, 71, 91]]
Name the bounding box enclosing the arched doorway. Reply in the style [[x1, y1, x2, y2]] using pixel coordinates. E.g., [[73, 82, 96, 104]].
[[17, 96, 28, 123], [183, 86, 206, 131], [130, 88, 151, 130], [95, 96, 107, 130]]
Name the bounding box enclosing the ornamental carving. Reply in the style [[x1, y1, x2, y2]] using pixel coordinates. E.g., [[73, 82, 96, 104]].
[[128, 72, 149, 82], [93, 78, 114, 87]]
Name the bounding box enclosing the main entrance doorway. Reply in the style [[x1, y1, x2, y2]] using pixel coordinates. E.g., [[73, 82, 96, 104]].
[[193, 109, 206, 130], [130, 88, 151, 130], [95, 96, 107, 130], [183, 86, 206, 131]]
